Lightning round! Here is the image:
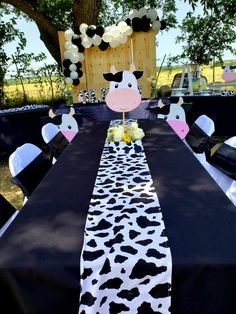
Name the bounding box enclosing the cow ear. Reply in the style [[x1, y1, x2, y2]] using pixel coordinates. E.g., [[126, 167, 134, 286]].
[[133, 71, 143, 80], [181, 102, 193, 112], [103, 73, 114, 81]]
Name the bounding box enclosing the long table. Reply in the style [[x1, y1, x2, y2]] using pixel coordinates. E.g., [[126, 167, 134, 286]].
[[0, 119, 236, 314]]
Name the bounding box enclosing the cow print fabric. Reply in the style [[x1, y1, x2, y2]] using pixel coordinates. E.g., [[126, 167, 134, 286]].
[[79, 120, 172, 314]]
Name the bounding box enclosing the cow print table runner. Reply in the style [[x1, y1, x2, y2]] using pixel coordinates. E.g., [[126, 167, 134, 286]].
[[79, 120, 172, 314]]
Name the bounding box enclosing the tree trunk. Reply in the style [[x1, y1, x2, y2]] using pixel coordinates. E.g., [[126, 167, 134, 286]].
[[72, 0, 102, 28]]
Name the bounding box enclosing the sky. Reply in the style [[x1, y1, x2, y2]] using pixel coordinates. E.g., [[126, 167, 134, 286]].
[[3, 1, 236, 74]]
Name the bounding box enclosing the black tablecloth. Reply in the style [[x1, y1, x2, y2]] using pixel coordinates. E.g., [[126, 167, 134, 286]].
[[0, 119, 236, 314]]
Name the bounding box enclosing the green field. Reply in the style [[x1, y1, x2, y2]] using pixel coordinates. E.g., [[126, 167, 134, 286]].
[[4, 62, 235, 107]]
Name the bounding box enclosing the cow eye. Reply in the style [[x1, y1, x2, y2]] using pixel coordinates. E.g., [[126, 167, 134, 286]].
[[115, 84, 119, 88], [164, 116, 168, 120], [57, 126, 60, 129], [68, 125, 72, 129], [176, 115, 179, 119], [128, 83, 132, 87]]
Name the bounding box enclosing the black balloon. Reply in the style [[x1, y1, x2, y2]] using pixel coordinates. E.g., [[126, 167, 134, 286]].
[[125, 18, 131, 26], [62, 59, 72, 68], [78, 44, 85, 53], [86, 25, 96, 38], [132, 17, 142, 32], [141, 16, 151, 32], [99, 40, 109, 51], [77, 69, 83, 78], [73, 26, 81, 35], [75, 61, 82, 69], [72, 35, 82, 46], [96, 25, 105, 37], [63, 69, 71, 77], [160, 20, 167, 30], [73, 79, 80, 86]]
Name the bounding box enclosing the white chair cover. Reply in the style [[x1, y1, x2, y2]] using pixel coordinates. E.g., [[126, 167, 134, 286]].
[[41, 123, 59, 144], [194, 115, 215, 136], [9, 143, 42, 177]]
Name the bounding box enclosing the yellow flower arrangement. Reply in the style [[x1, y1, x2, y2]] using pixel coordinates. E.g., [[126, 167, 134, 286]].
[[106, 122, 145, 144]]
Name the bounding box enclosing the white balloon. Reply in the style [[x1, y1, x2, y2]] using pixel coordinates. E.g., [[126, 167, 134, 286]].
[[147, 9, 158, 22], [65, 77, 73, 84], [70, 52, 80, 63], [92, 34, 102, 46], [129, 9, 138, 19], [69, 64, 77, 71], [79, 23, 88, 34], [138, 7, 147, 18], [64, 50, 72, 59], [70, 44, 79, 53], [64, 41, 72, 50], [117, 21, 128, 33], [109, 38, 120, 48], [152, 20, 161, 32], [82, 36, 93, 48], [64, 29, 74, 41], [119, 34, 128, 44], [102, 32, 112, 43], [110, 26, 121, 38], [124, 26, 133, 36], [70, 71, 78, 79]]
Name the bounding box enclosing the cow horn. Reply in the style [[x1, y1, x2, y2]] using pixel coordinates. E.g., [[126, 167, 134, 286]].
[[129, 63, 136, 72], [49, 109, 56, 118], [110, 65, 117, 74], [69, 107, 75, 116], [157, 99, 165, 108], [177, 97, 184, 106]]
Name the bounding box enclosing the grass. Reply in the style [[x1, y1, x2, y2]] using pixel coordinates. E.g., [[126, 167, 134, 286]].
[[0, 153, 24, 210]]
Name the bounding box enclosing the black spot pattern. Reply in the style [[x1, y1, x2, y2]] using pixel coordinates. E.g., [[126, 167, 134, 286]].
[[149, 283, 171, 298], [117, 287, 140, 301], [113, 225, 124, 235], [83, 250, 104, 261], [87, 239, 97, 247], [80, 292, 96, 306], [130, 259, 167, 279], [87, 219, 112, 231], [136, 216, 160, 228], [104, 233, 124, 247], [81, 268, 93, 279], [120, 245, 138, 255], [109, 302, 130, 313], [114, 255, 128, 263], [129, 230, 141, 239], [99, 278, 123, 290], [130, 197, 154, 204], [137, 302, 162, 314], [99, 258, 111, 275], [136, 239, 153, 246], [146, 249, 166, 259]]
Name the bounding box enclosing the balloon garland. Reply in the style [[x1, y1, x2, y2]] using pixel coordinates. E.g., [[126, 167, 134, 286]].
[[62, 7, 166, 87]]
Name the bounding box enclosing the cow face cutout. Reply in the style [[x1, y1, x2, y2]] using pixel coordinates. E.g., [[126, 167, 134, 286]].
[[103, 64, 143, 113], [156, 97, 191, 140], [48, 107, 79, 142], [222, 65, 236, 82]]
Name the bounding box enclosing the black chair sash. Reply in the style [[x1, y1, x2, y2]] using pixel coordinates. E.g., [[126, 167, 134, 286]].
[[0, 195, 16, 227], [11, 153, 52, 197], [48, 132, 69, 159], [185, 123, 211, 154], [207, 142, 236, 180]]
